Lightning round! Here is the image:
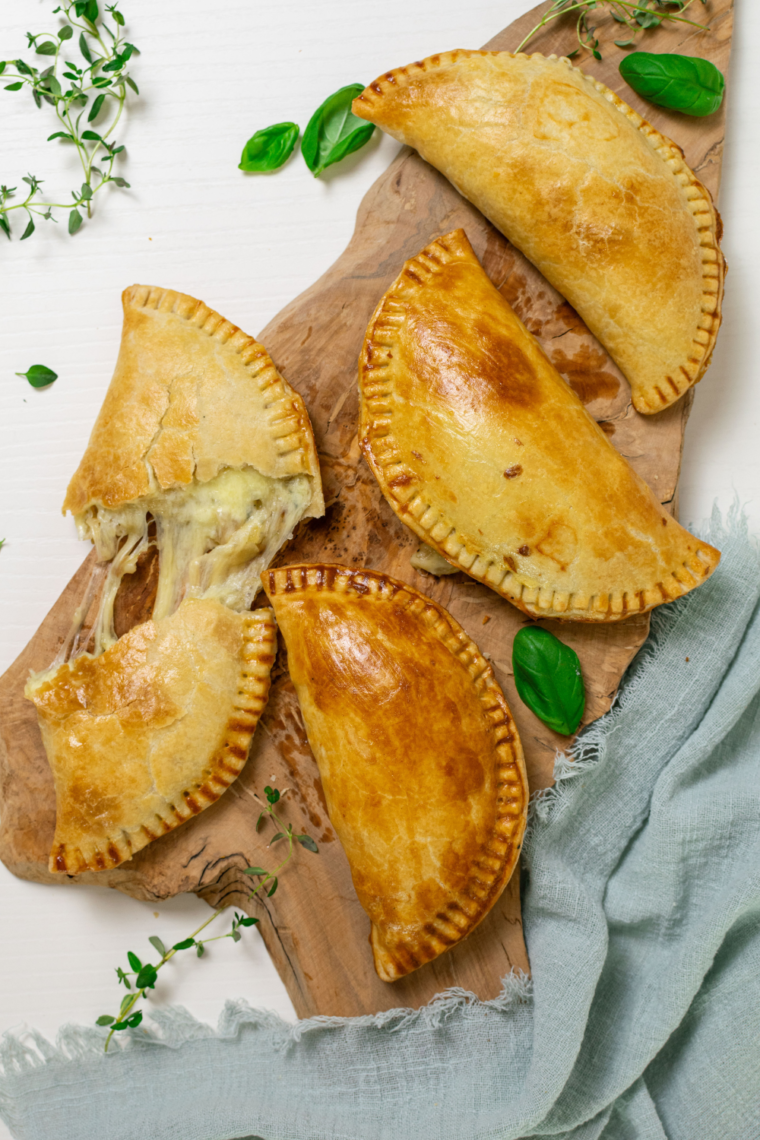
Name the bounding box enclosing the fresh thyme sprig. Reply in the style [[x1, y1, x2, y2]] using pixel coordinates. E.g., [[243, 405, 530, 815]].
[[1, 0, 138, 241], [515, 0, 708, 60], [97, 785, 318, 1052]]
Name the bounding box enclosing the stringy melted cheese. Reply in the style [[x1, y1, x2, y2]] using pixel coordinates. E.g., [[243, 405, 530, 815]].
[[75, 467, 311, 655]]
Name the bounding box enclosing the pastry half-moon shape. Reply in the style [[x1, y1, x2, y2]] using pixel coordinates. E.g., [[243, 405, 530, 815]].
[[25, 600, 276, 874], [359, 229, 720, 622], [63, 285, 324, 652], [262, 563, 528, 982], [353, 51, 724, 414]]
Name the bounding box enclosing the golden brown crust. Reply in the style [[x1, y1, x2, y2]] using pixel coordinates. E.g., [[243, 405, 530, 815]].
[[359, 229, 720, 622], [353, 50, 724, 414], [25, 600, 276, 874], [262, 563, 528, 982], [63, 284, 323, 517]]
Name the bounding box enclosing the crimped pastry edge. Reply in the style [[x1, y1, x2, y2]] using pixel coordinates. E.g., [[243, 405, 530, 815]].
[[358, 229, 721, 622], [262, 562, 528, 982], [353, 49, 725, 415], [63, 284, 324, 518], [46, 607, 277, 874]]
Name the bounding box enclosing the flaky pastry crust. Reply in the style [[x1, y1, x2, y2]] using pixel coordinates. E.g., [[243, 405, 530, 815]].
[[63, 284, 323, 517], [25, 601, 276, 874], [262, 563, 528, 982], [353, 50, 725, 414], [359, 229, 720, 622]]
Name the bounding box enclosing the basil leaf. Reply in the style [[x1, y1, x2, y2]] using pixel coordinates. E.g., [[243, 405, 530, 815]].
[[16, 364, 58, 388], [302, 83, 375, 177], [239, 121, 299, 173], [619, 52, 725, 117], [512, 626, 585, 736]]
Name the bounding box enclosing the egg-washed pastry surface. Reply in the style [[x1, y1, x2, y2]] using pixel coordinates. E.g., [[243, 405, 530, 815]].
[[64, 284, 324, 653], [353, 51, 724, 415], [25, 601, 276, 874], [359, 229, 720, 622], [262, 563, 528, 982]]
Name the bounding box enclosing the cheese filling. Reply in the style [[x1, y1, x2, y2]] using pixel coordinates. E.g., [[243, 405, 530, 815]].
[[75, 466, 312, 655]]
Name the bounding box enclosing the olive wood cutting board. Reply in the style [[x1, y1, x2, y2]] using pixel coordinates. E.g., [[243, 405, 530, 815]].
[[0, 0, 733, 1018]]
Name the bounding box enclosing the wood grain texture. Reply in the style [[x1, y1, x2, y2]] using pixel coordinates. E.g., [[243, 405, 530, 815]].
[[0, 0, 733, 1017]]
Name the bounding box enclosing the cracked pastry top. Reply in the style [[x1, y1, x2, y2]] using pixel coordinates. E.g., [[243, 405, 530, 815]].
[[262, 563, 528, 982], [353, 50, 725, 414], [64, 284, 324, 654], [358, 229, 720, 622]]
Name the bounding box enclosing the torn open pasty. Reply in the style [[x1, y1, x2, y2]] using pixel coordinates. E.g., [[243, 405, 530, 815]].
[[359, 229, 720, 622], [27, 286, 323, 871], [262, 563, 528, 982], [26, 601, 276, 874], [353, 51, 725, 414]]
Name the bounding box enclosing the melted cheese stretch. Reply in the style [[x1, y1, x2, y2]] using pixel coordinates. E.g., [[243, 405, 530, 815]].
[[76, 467, 312, 655]]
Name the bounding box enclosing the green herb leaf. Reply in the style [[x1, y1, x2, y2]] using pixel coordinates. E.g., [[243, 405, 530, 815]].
[[231, 929, 242, 942], [81, 129, 103, 141], [239, 121, 299, 173], [148, 936, 167, 958], [511, 626, 585, 736], [297, 834, 319, 854], [81, 182, 93, 200], [4, 82, 24, 92], [47, 131, 75, 142], [615, 39, 636, 48], [112, 177, 130, 187], [111, 10, 126, 27], [619, 52, 725, 117], [126, 1011, 143, 1028], [59, 25, 74, 42], [88, 92, 106, 121], [301, 83, 375, 177], [96, 1014, 114, 1026], [126, 951, 142, 972], [243, 866, 267, 876], [36, 40, 58, 56], [270, 832, 285, 843], [172, 937, 195, 951], [237, 916, 259, 927], [68, 207, 83, 234], [75, 0, 100, 21], [126, 75, 139, 95], [267, 876, 278, 897], [196, 942, 205, 958], [20, 218, 35, 240], [15, 364, 58, 387], [264, 785, 280, 805], [0, 216, 10, 240], [15, 59, 33, 77], [135, 964, 157, 990], [0, 62, 5, 76], [119, 994, 133, 1012], [79, 33, 93, 64]]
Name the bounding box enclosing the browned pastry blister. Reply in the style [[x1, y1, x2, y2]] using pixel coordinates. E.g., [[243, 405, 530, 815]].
[[262, 563, 528, 982], [353, 50, 725, 414], [359, 229, 720, 622]]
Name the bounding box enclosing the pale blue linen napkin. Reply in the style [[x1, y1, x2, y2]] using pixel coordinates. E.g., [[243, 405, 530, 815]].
[[1, 507, 758, 1140]]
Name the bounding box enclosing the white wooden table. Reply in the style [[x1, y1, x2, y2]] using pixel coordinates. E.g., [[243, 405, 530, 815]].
[[0, 3, 757, 1134]]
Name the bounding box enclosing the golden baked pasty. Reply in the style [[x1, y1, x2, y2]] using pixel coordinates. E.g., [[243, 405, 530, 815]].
[[359, 229, 720, 622], [25, 601, 276, 874], [64, 284, 324, 653], [353, 51, 725, 414], [262, 563, 528, 982]]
